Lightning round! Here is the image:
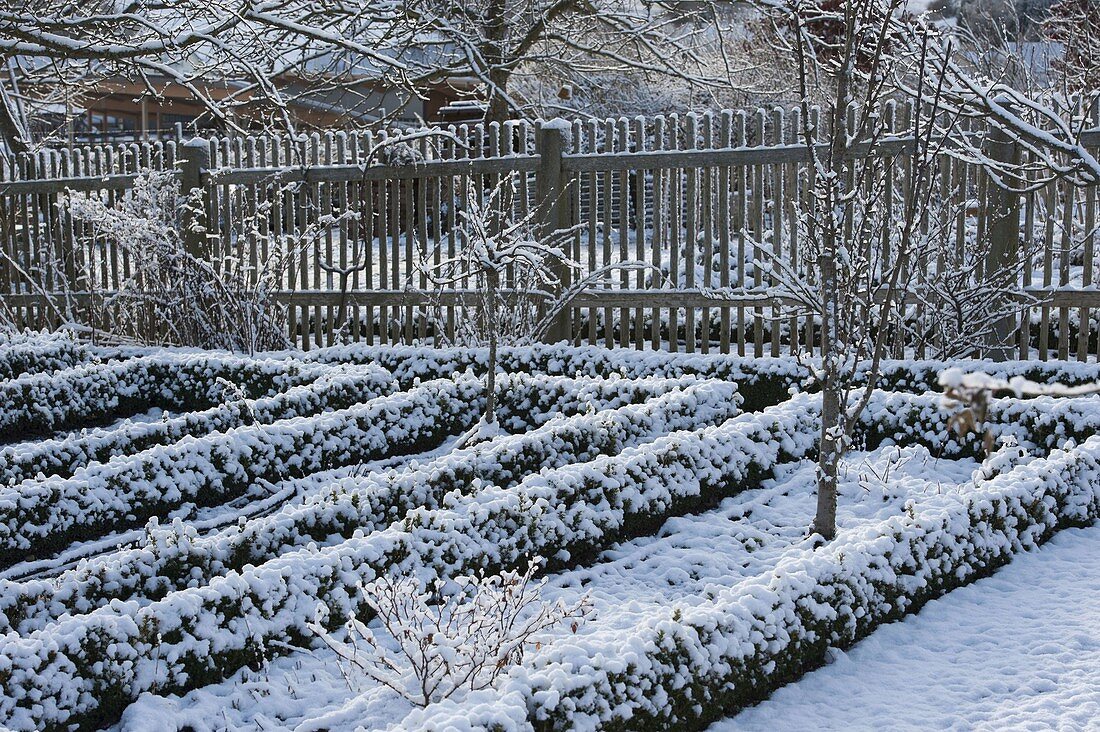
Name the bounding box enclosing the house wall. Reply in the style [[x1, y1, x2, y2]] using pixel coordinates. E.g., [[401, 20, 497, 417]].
[[43, 76, 469, 141]]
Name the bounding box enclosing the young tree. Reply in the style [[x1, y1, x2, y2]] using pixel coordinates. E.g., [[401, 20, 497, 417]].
[[751, 0, 928, 539], [420, 171, 654, 433], [420, 175, 567, 431], [742, 0, 1043, 539]]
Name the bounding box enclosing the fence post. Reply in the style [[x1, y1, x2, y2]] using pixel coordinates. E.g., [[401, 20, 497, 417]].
[[984, 124, 1022, 361], [537, 121, 571, 343], [179, 138, 210, 260]]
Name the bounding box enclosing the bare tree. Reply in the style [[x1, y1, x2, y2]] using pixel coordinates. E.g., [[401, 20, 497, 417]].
[[0, 0, 416, 152], [1042, 0, 1100, 93], [725, 0, 1046, 539], [420, 172, 656, 433], [419, 175, 565, 430], [897, 23, 1100, 189], [393, 0, 718, 124], [513, 3, 805, 117]]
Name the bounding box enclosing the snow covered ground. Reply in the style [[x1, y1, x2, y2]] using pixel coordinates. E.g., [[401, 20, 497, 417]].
[[9, 339, 1100, 731], [115, 445, 982, 732], [713, 525, 1100, 732], [117, 445, 1100, 732]]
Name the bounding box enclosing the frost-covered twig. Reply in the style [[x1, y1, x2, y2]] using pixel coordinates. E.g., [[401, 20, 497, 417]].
[[63, 170, 292, 353], [309, 559, 592, 707]]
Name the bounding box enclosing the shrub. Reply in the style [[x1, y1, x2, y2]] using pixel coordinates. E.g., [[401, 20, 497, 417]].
[[401, 435, 1100, 731], [310, 560, 591, 707], [0, 377, 741, 633]]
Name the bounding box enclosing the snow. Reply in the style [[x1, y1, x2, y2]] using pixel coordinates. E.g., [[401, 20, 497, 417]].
[[4, 335, 1100, 731], [533, 445, 979, 648], [714, 524, 1100, 732], [114, 445, 980, 731]]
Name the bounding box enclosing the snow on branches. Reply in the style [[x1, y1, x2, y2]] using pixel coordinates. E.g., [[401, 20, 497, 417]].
[[310, 559, 591, 707]]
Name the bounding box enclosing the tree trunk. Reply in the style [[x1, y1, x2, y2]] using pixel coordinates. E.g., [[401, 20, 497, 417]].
[[813, 248, 842, 540], [484, 268, 500, 424], [482, 0, 511, 127], [483, 69, 512, 126], [810, 9, 855, 541], [813, 378, 841, 540]]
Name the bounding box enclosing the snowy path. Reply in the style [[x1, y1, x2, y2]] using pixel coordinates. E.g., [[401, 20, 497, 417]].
[[0, 438, 461, 582], [713, 524, 1100, 732], [535, 445, 978, 654]]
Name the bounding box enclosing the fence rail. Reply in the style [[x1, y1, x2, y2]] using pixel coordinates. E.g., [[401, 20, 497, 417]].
[[1, 106, 1099, 360]]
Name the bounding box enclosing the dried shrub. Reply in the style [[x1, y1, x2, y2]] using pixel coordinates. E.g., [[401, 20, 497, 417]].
[[310, 559, 592, 707], [63, 171, 291, 352]]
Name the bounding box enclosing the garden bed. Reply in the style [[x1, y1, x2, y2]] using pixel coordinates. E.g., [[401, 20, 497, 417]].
[[0, 336, 1094, 731]]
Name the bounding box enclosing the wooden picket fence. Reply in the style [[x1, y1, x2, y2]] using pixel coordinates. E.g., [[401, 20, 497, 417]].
[[1, 105, 1099, 358]]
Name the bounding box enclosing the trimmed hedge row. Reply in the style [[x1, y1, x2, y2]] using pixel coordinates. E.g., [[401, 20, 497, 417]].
[[0, 376, 484, 568], [0, 335, 89, 381], [489, 372, 731, 430], [0, 370, 703, 572], [855, 391, 1100, 456], [0, 365, 398, 486], [874, 357, 1100, 394], [306, 342, 1100, 407], [51, 339, 1100, 413], [1, 377, 743, 633], [400, 437, 1100, 731], [0, 393, 822, 731], [305, 343, 804, 413], [0, 378, 1088, 729], [0, 354, 338, 441], [0, 387, 1080, 730]]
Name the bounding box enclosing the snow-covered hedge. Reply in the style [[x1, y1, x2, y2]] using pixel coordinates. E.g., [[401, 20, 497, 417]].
[[0, 365, 398, 486], [401, 443, 1100, 731], [304, 343, 805, 413], [0, 376, 483, 568], [0, 383, 1090, 729], [0, 369, 702, 569], [0, 377, 743, 633], [304, 343, 1100, 408], [0, 333, 90, 381], [0, 394, 819, 731], [874, 357, 1100, 395], [857, 391, 1100, 456], [0, 354, 336, 441]]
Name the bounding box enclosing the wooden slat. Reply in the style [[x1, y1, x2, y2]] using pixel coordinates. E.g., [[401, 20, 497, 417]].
[[602, 118, 614, 347], [562, 137, 918, 172], [718, 110, 732, 354], [632, 116, 647, 350], [684, 113, 697, 353], [211, 156, 540, 186], [735, 110, 748, 356]]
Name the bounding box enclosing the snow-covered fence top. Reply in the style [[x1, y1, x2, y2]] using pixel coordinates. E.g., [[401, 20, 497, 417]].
[[3, 105, 1099, 357]]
